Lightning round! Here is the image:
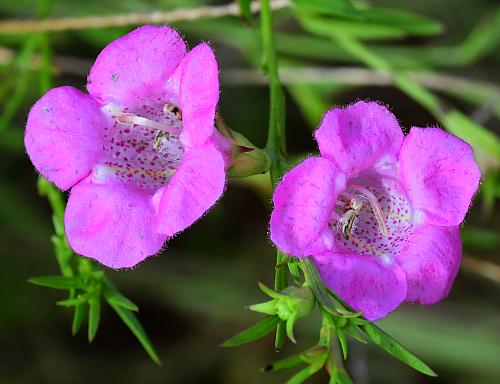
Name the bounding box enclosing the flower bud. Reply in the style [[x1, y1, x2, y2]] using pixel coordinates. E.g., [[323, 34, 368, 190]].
[[226, 130, 271, 178], [249, 284, 315, 343]]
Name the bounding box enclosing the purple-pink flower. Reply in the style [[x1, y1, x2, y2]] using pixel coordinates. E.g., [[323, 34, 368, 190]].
[[270, 101, 481, 320], [25, 25, 230, 269]]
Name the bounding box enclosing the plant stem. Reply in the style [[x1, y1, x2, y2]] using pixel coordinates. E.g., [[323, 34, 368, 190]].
[[260, 0, 288, 350]]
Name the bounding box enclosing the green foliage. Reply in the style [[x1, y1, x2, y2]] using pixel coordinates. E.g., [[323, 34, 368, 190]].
[[104, 288, 162, 365], [236, 0, 252, 23], [0, 0, 498, 382], [221, 315, 280, 347], [359, 322, 437, 377], [29, 275, 85, 289], [293, 0, 443, 37], [227, 257, 437, 381], [36, 177, 160, 361]]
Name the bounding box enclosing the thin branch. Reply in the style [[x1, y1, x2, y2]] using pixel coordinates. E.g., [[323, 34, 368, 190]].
[[3, 46, 498, 110], [0, 0, 290, 34], [223, 66, 500, 118], [222, 67, 500, 99]]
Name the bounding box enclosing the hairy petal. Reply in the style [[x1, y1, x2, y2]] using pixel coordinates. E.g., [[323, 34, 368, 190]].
[[178, 43, 219, 148], [313, 252, 407, 321], [155, 142, 225, 236], [65, 180, 167, 269], [398, 224, 461, 304], [25, 86, 107, 190], [270, 157, 346, 257], [87, 25, 186, 106], [399, 127, 481, 226], [315, 101, 403, 177]]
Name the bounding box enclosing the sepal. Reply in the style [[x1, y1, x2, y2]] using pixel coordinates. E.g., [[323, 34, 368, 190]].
[[227, 130, 271, 178], [249, 284, 315, 343]]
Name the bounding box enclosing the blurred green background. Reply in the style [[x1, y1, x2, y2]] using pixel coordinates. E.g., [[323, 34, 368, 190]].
[[0, 0, 499, 383]]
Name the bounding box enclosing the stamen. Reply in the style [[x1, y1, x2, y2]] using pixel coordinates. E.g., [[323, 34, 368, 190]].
[[163, 103, 182, 121], [348, 184, 389, 237], [116, 113, 181, 136]]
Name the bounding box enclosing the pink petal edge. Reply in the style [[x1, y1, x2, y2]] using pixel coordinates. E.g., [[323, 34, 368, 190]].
[[313, 251, 407, 321], [87, 25, 186, 106], [315, 101, 403, 177], [25, 86, 107, 190], [65, 179, 168, 269], [399, 127, 481, 226], [178, 43, 219, 148], [155, 141, 226, 236], [398, 224, 461, 304], [270, 157, 346, 257]]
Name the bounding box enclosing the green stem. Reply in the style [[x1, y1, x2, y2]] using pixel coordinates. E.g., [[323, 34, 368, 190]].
[[260, 0, 288, 350], [261, 0, 286, 183]]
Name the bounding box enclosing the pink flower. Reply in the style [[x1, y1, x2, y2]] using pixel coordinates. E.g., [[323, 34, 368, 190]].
[[270, 101, 480, 320], [25, 26, 229, 269]]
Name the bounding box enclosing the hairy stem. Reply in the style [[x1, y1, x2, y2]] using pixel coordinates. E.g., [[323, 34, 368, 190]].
[[260, 0, 288, 350]]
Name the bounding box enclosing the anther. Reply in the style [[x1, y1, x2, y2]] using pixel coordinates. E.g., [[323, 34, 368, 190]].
[[348, 184, 389, 237], [116, 113, 181, 136], [163, 103, 182, 121]]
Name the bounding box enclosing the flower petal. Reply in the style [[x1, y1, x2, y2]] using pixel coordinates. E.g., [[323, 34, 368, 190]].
[[270, 157, 346, 257], [313, 252, 407, 321], [399, 127, 481, 226], [25, 86, 107, 190], [397, 224, 461, 304], [178, 43, 219, 148], [65, 179, 167, 269], [155, 142, 225, 236], [315, 101, 403, 177], [87, 25, 186, 106]]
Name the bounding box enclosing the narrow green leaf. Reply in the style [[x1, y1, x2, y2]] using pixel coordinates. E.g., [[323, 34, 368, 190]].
[[360, 323, 437, 376], [236, 0, 252, 23], [362, 7, 443, 36], [263, 353, 304, 372], [88, 290, 101, 342], [344, 323, 367, 344], [286, 362, 323, 384], [299, 14, 405, 41], [258, 281, 286, 299], [56, 295, 89, 307], [249, 301, 276, 315], [292, 0, 360, 20], [337, 327, 348, 359], [102, 284, 139, 312], [456, 6, 500, 63], [72, 303, 86, 335], [301, 346, 328, 366], [331, 369, 354, 384], [107, 300, 161, 365], [275, 320, 287, 351], [286, 312, 298, 343], [221, 316, 280, 347], [29, 275, 84, 290], [287, 258, 303, 285], [301, 259, 343, 316]]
